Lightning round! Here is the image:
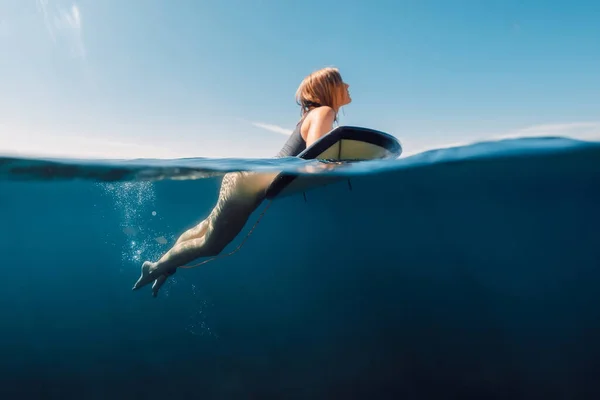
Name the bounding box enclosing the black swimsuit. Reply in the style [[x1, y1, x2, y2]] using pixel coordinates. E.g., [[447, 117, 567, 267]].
[[276, 116, 308, 158], [276, 103, 326, 157]]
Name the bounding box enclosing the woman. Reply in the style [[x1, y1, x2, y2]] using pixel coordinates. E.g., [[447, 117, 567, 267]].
[[133, 67, 352, 297]]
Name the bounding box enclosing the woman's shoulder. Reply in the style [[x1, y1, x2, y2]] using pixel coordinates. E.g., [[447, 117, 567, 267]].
[[310, 105, 335, 118], [303, 106, 335, 126], [301, 106, 336, 140]]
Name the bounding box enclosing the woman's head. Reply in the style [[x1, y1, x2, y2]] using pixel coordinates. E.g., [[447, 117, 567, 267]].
[[295, 67, 351, 115]]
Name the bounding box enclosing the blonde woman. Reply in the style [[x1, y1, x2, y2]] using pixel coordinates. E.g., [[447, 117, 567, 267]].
[[133, 67, 352, 297]]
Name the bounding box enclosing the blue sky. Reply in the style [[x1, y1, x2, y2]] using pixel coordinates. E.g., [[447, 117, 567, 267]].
[[0, 0, 599, 159]]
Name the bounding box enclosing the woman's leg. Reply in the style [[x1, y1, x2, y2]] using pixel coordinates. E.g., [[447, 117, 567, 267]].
[[133, 171, 275, 295], [132, 204, 256, 293], [174, 219, 209, 245], [154, 223, 223, 272]]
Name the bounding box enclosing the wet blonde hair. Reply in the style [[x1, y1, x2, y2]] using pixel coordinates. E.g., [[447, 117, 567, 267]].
[[295, 67, 345, 117]]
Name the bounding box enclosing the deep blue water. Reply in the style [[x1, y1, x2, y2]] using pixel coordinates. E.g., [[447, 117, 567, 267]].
[[1, 137, 600, 399]]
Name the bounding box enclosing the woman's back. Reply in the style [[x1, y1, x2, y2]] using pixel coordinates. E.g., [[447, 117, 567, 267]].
[[276, 117, 307, 157]]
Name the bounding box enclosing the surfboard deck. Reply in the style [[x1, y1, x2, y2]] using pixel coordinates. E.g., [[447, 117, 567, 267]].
[[266, 126, 402, 200]]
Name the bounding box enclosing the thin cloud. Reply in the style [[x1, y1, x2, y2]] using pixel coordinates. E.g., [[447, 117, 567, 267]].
[[36, 0, 85, 58], [36, 0, 56, 42], [251, 121, 293, 135]]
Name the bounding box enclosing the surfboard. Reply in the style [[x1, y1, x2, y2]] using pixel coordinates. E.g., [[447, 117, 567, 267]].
[[265, 125, 402, 200]]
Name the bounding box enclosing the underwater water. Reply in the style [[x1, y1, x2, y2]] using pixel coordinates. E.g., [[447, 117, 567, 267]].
[[1, 136, 600, 399]]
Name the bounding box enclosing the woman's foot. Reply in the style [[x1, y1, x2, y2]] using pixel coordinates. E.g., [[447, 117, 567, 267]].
[[151, 274, 168, 298], [132, 261, 177, 297], [132, 261, 157, 291]]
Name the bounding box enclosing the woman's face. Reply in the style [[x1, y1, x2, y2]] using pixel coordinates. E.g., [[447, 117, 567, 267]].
[[339, 81, 351, 106]]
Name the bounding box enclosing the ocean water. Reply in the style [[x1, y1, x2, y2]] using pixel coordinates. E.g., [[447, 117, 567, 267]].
[[1, 136, 599, 399]]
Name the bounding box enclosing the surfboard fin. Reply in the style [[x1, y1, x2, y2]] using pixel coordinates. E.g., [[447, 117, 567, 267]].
[[347, 179, 353, 191]]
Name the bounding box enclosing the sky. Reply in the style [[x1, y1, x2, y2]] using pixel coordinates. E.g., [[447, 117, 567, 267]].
[[0, 0, 599, 159]]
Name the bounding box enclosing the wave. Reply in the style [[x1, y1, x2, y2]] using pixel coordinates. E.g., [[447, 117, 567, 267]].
[[1, 136, 598, 182]]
